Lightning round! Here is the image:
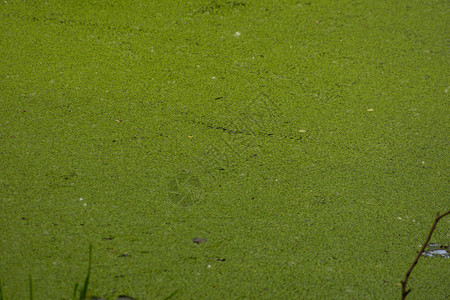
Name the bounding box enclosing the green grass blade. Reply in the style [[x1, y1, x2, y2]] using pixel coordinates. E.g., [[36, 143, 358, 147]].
[[72, 282, 79, 300], [163, 289, 179, 300], [28, 274, 33, 300], [0, 279, 3, 300], [79, 244, 92, 300]]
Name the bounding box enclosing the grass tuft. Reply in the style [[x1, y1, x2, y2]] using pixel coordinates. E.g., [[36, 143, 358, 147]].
[[1, 244, 97, 300]]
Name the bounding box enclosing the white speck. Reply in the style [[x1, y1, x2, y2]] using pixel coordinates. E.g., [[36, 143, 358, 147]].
[[298, 129, 307, 133], [212, 76, 216, 79], [367, 108, 374, 111], [397, 217, 402, 220], [197, 65, 200, 68], [234, 32, 241, 36], [207, 265, 211, 268], [79, 198, 84, 201], [83, 203, 87, 207], [421, 161, 425, 165]]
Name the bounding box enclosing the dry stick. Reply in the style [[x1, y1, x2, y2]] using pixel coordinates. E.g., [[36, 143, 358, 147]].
[[400, 209, 450, 299]]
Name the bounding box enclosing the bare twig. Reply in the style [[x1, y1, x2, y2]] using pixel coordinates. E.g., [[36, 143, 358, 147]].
[[400, 209, 450, 299]]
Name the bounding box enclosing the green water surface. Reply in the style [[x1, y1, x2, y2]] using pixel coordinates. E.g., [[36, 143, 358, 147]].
[[1, 0, 449, 299]]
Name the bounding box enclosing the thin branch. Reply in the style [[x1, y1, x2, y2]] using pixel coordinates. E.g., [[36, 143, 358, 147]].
[[400, 209, 450, 299]]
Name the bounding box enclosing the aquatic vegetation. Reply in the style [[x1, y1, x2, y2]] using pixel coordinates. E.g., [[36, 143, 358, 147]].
[[0, 0, 448, 298]]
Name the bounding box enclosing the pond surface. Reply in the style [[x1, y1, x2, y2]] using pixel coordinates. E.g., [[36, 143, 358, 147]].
[[1, 1, 449, 299]]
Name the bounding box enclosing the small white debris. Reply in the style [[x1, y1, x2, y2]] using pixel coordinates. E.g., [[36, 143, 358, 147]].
[[212, 76, 216, 79], [83, 203, 87, 207], [207, 265, 211, 268], [366, 108, 374, 111], [79, 198, 84, 201], [234, 32, 241, 36], [397, 217, 402, 220], [298, 129, 307, 133]]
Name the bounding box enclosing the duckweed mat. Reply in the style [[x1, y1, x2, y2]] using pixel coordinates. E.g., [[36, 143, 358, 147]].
[[1, 1, 449, 299]]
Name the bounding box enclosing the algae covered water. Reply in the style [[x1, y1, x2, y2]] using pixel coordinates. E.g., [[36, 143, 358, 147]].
[[1, 1, 449, 299]]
